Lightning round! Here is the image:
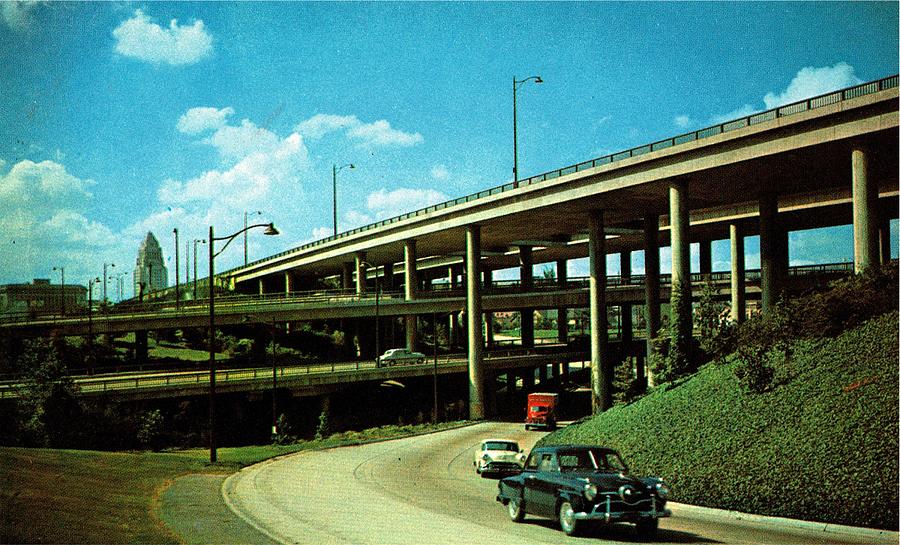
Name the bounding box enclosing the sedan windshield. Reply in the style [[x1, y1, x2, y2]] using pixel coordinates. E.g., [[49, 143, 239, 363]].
[[484, 441, 518, 452], [558, 449, 628, 472]]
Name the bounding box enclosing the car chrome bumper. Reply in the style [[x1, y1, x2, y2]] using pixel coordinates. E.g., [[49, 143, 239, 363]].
[[573, 496, 671, 523]]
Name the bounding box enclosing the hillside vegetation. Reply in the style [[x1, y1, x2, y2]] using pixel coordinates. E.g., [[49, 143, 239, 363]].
[[539, 308, 898, 530]]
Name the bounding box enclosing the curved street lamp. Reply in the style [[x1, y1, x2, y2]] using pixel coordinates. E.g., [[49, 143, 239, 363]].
[[513, 75, 543, 185], [243, 211, 263, 265], [208, 221, 279, 463], [332, 163, 355, 236]]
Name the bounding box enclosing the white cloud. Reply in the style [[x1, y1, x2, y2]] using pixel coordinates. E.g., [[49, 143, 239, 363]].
[[295, 114, 360, 139], [0, 159, 94, 210], [673, 115, 692, 129], [294, 113, 423, 149], [709, 63, 862, 126], [430, 164, 449, 180], [177, 107, 234, 134], [204, 119, 285, 164], [763, 63, 862, 109], [311, 226, 334, 240], [348, 120, 423, 148], [1, 1, 39, 31], [113, 9, 213, 66], [343, 210, 373, 230], [365, 188, 449, 219]]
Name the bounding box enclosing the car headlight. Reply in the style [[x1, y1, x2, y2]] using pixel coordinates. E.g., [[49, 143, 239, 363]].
[[481, 454, 491, 461], [583, 483, 598, 501], [655, 482, 670, 499]]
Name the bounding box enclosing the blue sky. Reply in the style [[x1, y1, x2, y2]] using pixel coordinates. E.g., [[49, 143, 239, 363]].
[[1, 2, 897, 294]]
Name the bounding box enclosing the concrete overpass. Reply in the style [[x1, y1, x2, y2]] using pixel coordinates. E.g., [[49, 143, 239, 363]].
[[217, 75, 898, 416]]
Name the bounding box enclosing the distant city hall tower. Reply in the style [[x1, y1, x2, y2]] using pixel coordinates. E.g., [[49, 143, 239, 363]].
[[134, 232, 168, 298]]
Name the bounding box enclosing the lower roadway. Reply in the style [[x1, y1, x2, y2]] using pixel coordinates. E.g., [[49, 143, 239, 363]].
[[221, 421, 893, 545]]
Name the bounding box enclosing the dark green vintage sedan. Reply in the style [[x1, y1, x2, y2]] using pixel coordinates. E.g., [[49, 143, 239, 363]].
[[496, 445, 670, 538]]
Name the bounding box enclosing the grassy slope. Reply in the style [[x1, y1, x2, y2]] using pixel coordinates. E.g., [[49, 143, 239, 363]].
[[539, 311, 899, 530], [0, 421, 466, 544]]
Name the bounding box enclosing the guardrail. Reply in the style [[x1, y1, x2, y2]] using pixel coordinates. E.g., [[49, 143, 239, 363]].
[[227, 75, 897, 275]]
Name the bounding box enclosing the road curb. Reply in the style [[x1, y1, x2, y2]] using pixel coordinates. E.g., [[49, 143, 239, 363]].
[[668, 501, 898, 539]]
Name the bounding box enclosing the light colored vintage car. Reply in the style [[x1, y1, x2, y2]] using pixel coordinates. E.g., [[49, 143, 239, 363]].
[[474, 439, 526, 477], [376, 348, 426, 367]]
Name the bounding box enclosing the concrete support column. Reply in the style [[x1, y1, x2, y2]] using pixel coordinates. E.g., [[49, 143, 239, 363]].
[[519, 246, 534, 348], [382, 262, 395, 291], [538, 364, 547, 384], [484, 269, 495, 348], [355, 252, 367, 294], [258, 279, 265, 296], [643, 216, 660, 389], [669, 181, 693, 363], [448, 266, 459, 347], [523, 368, 535, 389], [759, 194, 780, 312], [620, 251, 633, 344], [466, 226, 485, 419], [404, 240, 418, 351], [699, 240, 712, 278], [556, 259, 568, 344], [284, 272, 292, 295], [852, 147, 879, 273], [341, 262, 353, 290], [589, 210, 611, 413], [730, 222, 746, 323]]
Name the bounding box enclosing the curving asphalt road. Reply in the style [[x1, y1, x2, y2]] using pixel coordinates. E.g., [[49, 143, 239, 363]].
[[222, 422, 894, 545]]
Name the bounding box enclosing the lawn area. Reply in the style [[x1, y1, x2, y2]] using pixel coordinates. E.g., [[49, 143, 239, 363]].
[[538, 311, 899, 530], [0, 421, 467, 544]]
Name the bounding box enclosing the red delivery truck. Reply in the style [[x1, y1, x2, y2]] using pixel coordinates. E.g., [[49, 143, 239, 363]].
[[525, 392, 558, 431]]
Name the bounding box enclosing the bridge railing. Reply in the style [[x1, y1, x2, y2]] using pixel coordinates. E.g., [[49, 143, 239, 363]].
[[228, 75, 898, 276]]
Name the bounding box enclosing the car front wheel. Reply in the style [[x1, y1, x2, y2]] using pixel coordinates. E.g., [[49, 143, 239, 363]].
[[558, 501, 580, 536], [508, 497, 525, 522]]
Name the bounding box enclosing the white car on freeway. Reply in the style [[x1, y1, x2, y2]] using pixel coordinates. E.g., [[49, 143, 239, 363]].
[[376, 348, 426, 367], [474, 439, 526, 477]]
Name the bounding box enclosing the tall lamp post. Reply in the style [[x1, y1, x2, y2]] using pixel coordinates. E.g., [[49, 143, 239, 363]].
[[102, 263, 115, 305], [87, 276, 101, 341], [52, 266, 65, 316], [332, 163, 355, 236], [243, 211, 262, 265], [208, 221, 279, 464], [193, 239, 206, 299], [360, 261, 381, 362], [512, 75, 543, 184], [173, 228, 180, 309]]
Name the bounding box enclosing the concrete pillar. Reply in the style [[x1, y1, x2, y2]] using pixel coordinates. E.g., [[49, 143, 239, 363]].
[[620, 251, 633, 344], [523, 368, 535, 389], [561, 361, 570, 383], [643, 216, 660, 389], [284, 272, 292, 295], [556, 259, 568, 344], [589, 210, 611, 413], [699, 240, 712, 278], [852, 147, 879, 273], [341, 262, 353, 290], [759, 194, 780, 312], [382, 262, 395, 291], [484, 269, 495, 348], [404, 240, 418, 351], [538, 364, 548, 384], [258, 279, 265, 296], [519, 246, 534, 348], [355, 252, 367, 294], [730, 222, 746, 323], [466, 226, 485, 419], [669, 181, 693, 363]]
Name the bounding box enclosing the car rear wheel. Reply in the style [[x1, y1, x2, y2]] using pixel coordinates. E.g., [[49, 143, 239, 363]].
[[635, 518, 658, 539], [558, 501, 580, 536], [508, 497, 525, 522]]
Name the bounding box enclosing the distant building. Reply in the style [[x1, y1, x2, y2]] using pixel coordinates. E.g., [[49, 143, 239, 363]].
[[133, 232, 168, 299], [0, 279, 87, 317]]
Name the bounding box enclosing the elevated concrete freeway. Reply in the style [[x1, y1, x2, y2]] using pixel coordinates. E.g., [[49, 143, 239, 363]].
[[0, 263, 856, 338], [0, 348, 588, 402]]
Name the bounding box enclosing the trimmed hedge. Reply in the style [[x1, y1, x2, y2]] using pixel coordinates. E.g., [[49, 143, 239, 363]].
[[538, 311, 899, 530]]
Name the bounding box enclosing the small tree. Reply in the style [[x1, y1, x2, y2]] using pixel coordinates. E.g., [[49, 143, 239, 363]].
[[15, 339, 83, 447], [137, 409, 165, 451], [315, 404, 331, 440]]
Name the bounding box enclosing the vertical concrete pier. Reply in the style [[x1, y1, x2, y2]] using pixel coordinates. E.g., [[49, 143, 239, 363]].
[[466, 226, 485, 419], [643, 215, 660, 389], [519, 246, 534, 348], [404, 239, 418, 350], [852, 146, 879, 273], [730, 222, 746, 323], [589, 210, 611, 413]]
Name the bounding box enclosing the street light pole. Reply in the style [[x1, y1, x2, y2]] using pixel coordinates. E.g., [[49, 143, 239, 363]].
[[512, 75, 543, 185], [332, 163, 355, 236], [193, 239, 206, 299], [173, 228, 180, 309], [53, 266, 64, 316], [102, 263, 115, 304], [272, 321, 278, 440], [208, 221, 279, 464]]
